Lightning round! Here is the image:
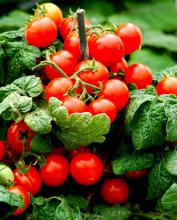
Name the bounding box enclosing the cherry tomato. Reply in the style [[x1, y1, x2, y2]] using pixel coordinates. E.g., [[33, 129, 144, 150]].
[[62, 96, 87, 114], [88, 33, 124, 67], [116, 23, 142, 55], [13, 165, 42, 196], [100, 178, 129, 204], [64, 31, 81, 61], [126, 169, 147, 178], [75, 60, 109, 94], [156, 77, 177, 96], [110, 58, 128, 74], [7, 121, 35, 155], [25, 17, 57, 48], [9, 186, 30, 215], [45, 77, 73, 102], [40, 154, 69, 187], [70, 152, 103, 185], [124, 63, 152, 89], [45, 50, 78, 80], [34, 3, 63, 27], [60, 16, 90, 39], [0, 140, 5, 160], [89, 98, 117, 123], [68, 146, 90, 160], [99, 79, 129, 111]]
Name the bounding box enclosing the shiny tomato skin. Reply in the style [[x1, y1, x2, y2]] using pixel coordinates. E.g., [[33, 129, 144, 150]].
[[62, 96, 87, 114], [124, 63, 152, 89], [7, 121, 35, 155], [68, 146, 90, 160], [64, 31, 81, 61], [70, 152, 104, 185], [89, 98, 117, 123], [25, 17, 57, 48], [34, 3, 63, 27], [0, 140, 5, 161], [45, 50, 78, 80], [100, 178, 129, 204], [88, 33, 124, 67], [116, 23, 142, 55], [110, 58, 128, 74], [45, 77, 73, 102], [13, 165, 42, 196], [156, 77, 177, 96], [9, 186, 30, 215], [99, 79, 129, 111], [60, 16, 90, 39], [40, 154, 69, 187], [126, 169, 147, 178]]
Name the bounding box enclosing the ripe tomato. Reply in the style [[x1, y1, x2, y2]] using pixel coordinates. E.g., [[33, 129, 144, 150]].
[[70, 152, 103, 185], [88, 33, 124, 67], [7, 121, 35, 155], [89, 98, 117, 123], [100, 178, 129, 204], [99, 79, 129, 111], [25, 17, 57, 48], [60, 16, 90, 39], [64, 31, 81, 61], [126, 169, 147, 178], [45, 77, 73, 102], [13, 165, 42, 196], [62, 96, 87, 114], [0, 140, 5, 160], [75, 60, 109, 93], [116, 23, 142, 55], [40, 154, 69, 187], [9, 186, 30, 215], [156, 77, 177, 96], [124, 63, 152, 89], [68, 146, 90, 160], [110, 58, 128, 74], [34, 3, 63, 27], [45, 50, 78, 80]]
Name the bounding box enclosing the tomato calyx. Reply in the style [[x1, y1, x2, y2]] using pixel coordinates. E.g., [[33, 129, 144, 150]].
[[34, 3, 48, 18]]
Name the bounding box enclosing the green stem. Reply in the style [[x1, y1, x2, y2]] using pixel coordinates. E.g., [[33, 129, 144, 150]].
[[70, 67, 94, 79]]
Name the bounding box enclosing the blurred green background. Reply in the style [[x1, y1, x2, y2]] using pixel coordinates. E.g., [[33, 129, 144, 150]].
[[0, 0, 176, 76]]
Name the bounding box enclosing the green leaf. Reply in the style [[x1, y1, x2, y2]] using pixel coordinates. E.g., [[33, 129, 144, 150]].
[[30, 134, 53, 154], [93, 204, 131, 220], [147, 160, 176, 200], [161, 183, 177, 214], [54, 200, 73, 220], [25, 108, 53, 134], [49, 98, 110, 150], [112, 153, 154, 175], [131, 99, 166, 150], [64, 194, 88, 211], [154, 65, 177, 82], [166, 151, 177, 176], [0, 48, 6, 85], [0, 28, 24, 41]]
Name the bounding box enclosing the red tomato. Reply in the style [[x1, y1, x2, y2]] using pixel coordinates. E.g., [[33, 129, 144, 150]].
[[62, 96, 87, 114], [7, 121, 35, 155], [126, 169, 147, 178], [64, 31, 81, 61], [25, 17, 57, 48], [110, 58, 128, 74], [45, 77, 73, 102], [68, 146, 90, 160], [0, 140, 5, 160], [88, 33, 124, 67], [13, 165, 42, 195], [89, 98, 117, 123], [60, 16, 90, 39], [99, 79, 129, 111], [70, 152, 103, 185], [34, 3, 63, 27], [116, 23, 142, 55], [9, 186, 30, 215], [156, 77, 177, 96], [124, 63, 152, 89], [45, 50, 78, 80], [40, 154, 69, 187], [75, 60, 109, 93], [100, 178, 129, 204]]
